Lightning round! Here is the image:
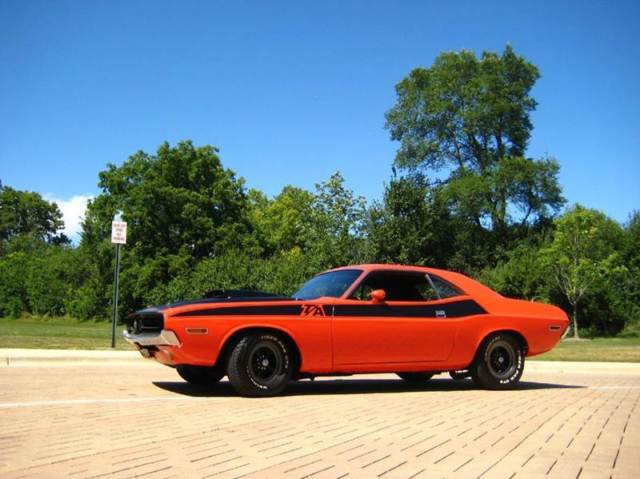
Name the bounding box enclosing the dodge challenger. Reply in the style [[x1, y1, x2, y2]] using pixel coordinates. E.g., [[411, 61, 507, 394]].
[[123, 264, 569, 396]]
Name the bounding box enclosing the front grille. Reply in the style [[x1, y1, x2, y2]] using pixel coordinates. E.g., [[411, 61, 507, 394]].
[[126, 311, 163, 334]]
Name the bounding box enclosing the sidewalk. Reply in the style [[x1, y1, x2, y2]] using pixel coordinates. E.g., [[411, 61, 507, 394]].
[[3, 358, 638, 478]]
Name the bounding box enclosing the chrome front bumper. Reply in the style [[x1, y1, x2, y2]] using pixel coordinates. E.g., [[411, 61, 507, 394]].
[[122, 329, 180, 346]]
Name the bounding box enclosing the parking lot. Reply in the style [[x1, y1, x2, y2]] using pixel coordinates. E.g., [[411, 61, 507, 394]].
[[1, 361, 639, 479]]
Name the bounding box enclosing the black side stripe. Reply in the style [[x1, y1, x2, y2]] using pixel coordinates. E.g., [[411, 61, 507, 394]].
[[174, 305, 302, 317], [333, 300, 486, 318], [173, 300, 486, 318]]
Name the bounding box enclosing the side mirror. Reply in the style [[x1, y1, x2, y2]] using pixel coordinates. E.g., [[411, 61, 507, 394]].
[[370, 289, 386, 303]]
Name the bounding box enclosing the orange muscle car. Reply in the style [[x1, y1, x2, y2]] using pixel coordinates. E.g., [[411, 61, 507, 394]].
[[123, 264, 569, 396]]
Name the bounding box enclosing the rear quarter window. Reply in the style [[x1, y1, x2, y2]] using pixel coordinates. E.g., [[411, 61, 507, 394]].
[[429, 275, 464, 299]]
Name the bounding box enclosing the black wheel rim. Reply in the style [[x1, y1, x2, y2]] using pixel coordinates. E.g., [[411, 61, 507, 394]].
[[248, 342, 282, 384], [487, 340, 517, 379]]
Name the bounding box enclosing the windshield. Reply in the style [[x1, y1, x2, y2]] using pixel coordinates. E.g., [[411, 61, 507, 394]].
[[293, 269, 362, 300]]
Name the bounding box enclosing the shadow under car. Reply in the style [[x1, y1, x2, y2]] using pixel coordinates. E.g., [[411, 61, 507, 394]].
[[152, 377, 585, 397]]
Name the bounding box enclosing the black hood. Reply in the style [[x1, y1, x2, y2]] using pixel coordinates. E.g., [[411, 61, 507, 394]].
[[125, 290, 291, 331], [155, 289, 290, 311]]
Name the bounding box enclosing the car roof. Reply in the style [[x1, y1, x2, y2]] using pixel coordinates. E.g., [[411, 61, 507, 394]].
[[328, 264, 502, 298]]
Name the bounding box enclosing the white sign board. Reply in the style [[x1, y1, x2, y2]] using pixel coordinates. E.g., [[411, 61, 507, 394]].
[[111, 221, 127, 244]]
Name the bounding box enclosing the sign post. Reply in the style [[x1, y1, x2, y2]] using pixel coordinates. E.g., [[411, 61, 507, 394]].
[[111, 213, 127, 348]]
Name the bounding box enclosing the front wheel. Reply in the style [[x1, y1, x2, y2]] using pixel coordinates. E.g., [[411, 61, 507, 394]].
[[397, 372, 434, 384], [177, 365, 224, 386], [471, 333, 524, 389], [227, 333, 293, 397]]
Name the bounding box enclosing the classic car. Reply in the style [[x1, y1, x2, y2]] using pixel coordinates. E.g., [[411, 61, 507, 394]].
[[123, 264, 569, 396]]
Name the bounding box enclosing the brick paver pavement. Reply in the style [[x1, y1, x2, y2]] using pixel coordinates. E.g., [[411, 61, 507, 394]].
[[0, 362, 638, 478]]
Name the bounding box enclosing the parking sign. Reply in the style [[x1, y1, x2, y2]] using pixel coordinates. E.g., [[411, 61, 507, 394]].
[[111, 221, 127, 244]]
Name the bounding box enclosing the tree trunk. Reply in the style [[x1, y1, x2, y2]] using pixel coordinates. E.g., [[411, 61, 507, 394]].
[[572, 303, 579, 339]]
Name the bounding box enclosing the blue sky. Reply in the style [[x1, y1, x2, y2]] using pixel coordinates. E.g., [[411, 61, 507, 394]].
[[1, 0, 638, 237]]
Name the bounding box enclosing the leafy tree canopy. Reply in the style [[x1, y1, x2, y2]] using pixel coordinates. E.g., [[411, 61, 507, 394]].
[[310, 172, 370, 267], [82, 141, 255, 259], [385, 45, 564, 232], [623, 211, 640, 271], [368, 173, 453, 267], [80, 141, 257, 314], [541, 205, 625, 337], [248, 186, 315, 255], [0, 182, 67, 247]]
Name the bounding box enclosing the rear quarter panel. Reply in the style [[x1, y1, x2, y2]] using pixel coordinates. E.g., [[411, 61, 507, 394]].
[[449, 295, 569, 368]]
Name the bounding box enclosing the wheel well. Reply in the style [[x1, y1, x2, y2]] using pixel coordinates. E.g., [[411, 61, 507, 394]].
[[480, 330, 529, 356], [215, 327, 302, 373]]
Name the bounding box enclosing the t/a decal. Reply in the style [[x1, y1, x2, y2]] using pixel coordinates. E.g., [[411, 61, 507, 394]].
[[301, 304, 326, 317]]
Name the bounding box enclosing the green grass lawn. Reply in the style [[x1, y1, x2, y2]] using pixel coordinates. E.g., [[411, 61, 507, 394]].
[[534, 337, 640, 362], [0, 317, 134, 350], [1, 317, 639, 361]]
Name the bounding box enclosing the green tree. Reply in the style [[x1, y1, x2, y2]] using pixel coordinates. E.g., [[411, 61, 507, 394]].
[[621, 211, 640, 332], [368, 173, 454, 266], [24, 245, 85, 316], [0, 183, 75, 317], [83, 141, 254, 259], [0, 251, 29, 316], [480, 237, 551, 302], [146, 248, 315, 306], [623, 211, 640, 271], [0, 182, 67, 247], [81, 141, 257, 315], [311, 172, 370, 267], [0, 237, 91, 318], [385, 46, 564, 243], [249, 173, 369, 269], [541, 205, 625, 338], [248, 186, 315, 255]]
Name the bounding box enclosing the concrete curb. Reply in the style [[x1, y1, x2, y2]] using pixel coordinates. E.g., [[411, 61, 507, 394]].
[[0, 348, 145, 367], [526, 359, 640, 375], [1, 349, 638, 372]]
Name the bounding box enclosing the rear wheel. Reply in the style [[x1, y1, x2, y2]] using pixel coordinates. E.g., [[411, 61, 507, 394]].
[[397, 372, 434, 384], [176, 365, 224, 386], [471, 333, 524, 389], [227, 333, 293, 397]]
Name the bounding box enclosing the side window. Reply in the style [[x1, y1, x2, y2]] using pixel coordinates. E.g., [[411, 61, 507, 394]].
[[351, 282, 375, 301], [351, 271, 439, 301], [428, 274, 463, 299]]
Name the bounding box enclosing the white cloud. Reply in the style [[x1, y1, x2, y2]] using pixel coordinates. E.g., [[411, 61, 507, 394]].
[[45, 194, 93, 241]]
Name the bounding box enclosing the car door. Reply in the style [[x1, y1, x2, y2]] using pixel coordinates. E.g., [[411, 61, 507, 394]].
[[331, 270, 465, 366]]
